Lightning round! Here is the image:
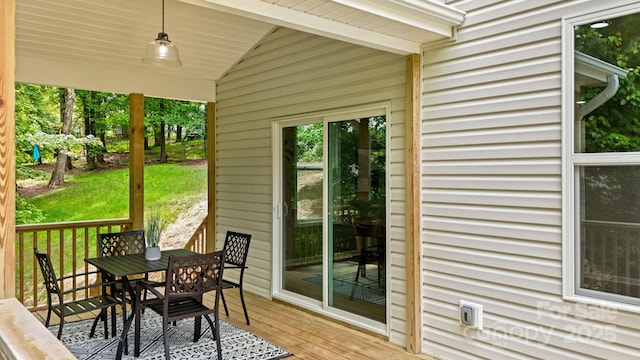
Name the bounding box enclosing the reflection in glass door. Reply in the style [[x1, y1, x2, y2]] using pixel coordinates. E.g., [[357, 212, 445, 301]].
[[282, 123, 324, 302], [280, 115, 386, 323]]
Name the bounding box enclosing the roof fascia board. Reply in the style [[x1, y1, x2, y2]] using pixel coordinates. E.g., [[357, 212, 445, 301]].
[[332, 0, 465, 37], [575, 51, 627, 82], [179, 0, 421, 54]]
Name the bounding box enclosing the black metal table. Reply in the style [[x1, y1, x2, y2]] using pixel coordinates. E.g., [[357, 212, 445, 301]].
[[85, 248, 196, 359]]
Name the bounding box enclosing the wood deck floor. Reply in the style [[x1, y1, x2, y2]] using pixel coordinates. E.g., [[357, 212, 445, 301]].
[[32, 291, 437, 360]]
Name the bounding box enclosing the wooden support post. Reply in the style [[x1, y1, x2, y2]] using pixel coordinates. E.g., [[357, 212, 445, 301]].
[[206, 102, 216, 253], [0, 0, 16, 299], [405, 53, 421, 354], [129, 94, 145, 231]]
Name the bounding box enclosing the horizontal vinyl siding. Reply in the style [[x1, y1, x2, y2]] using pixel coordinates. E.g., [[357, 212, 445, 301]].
[[215, 27, 409, 344], [421, 0, 640, 359]]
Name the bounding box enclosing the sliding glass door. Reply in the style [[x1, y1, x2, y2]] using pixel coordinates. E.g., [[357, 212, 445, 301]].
[[278, 110, 387, 325]]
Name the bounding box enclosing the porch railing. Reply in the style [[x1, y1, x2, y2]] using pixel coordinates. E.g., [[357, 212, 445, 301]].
[[583, 220, 640, 297], [16, 219, 132, 310], [183, 216, 207, 253]]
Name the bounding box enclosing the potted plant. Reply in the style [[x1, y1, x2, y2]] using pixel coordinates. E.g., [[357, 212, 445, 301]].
[[144, 211, 165, 261]]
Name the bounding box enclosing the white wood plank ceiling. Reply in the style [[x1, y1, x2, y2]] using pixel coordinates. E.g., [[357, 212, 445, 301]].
[[15, 0, 465, 102]]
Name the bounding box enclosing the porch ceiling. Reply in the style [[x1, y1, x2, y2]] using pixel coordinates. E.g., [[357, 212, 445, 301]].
[[15, 0, 464, 102]]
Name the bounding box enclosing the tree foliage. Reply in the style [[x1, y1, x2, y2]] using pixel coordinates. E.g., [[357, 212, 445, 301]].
[[576, 14, 640, 152]]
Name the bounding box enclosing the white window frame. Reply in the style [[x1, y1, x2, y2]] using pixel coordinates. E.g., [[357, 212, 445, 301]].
[[563, 2, 640, 311]]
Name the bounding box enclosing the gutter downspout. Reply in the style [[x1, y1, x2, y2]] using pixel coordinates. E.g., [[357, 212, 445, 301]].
[[579, 74, 619, 119]]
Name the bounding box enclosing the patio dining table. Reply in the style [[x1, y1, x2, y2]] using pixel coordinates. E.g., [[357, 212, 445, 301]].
[[85, 248, 197, 360]]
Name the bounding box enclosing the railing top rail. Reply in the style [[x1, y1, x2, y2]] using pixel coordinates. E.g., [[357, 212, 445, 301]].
[[583, 219, 640, 230], [16, 218, 131, 232]]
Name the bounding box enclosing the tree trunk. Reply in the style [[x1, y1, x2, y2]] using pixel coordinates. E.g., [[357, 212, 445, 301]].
[[159, 100, 168, 163], [159, 121, 167, 163], [176, 126, 183, 142], [153, 124, 162, 147], [97, 131, 106, 164], [49, 88, 75, 188], [84, 91, 97, 170]]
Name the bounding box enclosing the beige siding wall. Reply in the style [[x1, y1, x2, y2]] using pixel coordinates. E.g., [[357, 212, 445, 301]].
[[215, 27, 409, 344], [421, 0, 640, 359]]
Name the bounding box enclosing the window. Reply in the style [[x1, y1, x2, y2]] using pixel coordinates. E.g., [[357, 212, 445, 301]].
[[567, 8, 640, 305]]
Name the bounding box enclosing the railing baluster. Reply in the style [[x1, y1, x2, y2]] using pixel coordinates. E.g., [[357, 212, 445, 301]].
[[626, 234, 631, 296], [33, 231, 38, 309], [18, 232, 24, 304]]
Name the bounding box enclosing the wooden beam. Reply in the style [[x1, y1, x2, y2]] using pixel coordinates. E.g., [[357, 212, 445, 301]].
[[405, 53, 421, 354], [0, 0, 16, 299], [206, 102, 216, 253], [129, 94, 144, 231]]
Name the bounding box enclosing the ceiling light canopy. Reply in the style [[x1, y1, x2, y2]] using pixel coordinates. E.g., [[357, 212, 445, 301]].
[[142, 0, 182, 67]]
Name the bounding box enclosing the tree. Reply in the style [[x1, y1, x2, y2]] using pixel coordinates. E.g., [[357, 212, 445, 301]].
[[15, 83, 59, 165], [48, 88, 75, 188]]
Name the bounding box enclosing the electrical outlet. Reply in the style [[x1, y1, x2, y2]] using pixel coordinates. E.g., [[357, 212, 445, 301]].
[[459, 300, 483, 330]]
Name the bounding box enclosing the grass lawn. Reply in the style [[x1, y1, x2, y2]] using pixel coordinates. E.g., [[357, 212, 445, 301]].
[[28, 162, 207, 224]]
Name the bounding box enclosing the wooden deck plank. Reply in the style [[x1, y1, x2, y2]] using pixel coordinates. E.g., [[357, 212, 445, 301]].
[[215, 291, 436, 360], [30, 291, 436, 360]]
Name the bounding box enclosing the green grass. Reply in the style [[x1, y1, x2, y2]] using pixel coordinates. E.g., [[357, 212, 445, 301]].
[[30, 163, 207, 224]]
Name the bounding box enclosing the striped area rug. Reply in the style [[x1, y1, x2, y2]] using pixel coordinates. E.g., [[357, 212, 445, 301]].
[[48, 312, 292, 360]]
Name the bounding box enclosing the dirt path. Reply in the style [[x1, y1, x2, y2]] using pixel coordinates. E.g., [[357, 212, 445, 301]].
[[161, 198, 207, 249]]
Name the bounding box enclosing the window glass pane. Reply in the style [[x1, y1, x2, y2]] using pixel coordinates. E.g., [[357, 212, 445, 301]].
[[574, 13, 640, 153], [328, 117, 386, 322], [580, 165, 640, 298], [282, 123, 323, 302]]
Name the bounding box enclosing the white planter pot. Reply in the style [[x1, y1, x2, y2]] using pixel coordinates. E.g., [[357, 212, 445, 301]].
[[145, 247, 161, 261]]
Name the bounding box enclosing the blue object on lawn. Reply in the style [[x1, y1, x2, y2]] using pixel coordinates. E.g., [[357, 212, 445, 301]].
[[32, 144, 40, 161]]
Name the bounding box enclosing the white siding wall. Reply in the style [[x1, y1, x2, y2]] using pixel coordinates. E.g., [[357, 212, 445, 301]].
[[215, 27, 410, 345], [421, 0, 640, 359]]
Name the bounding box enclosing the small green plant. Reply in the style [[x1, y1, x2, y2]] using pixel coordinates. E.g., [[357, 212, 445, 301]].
[[145, 211, 165, 248]]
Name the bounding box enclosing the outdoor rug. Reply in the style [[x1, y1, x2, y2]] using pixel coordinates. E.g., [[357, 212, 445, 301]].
[[48, 312, 292, 360]]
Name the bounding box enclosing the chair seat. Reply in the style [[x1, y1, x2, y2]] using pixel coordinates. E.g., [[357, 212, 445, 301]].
[[221, 279, 240, 289], [52, 294, 120, 318], [145, 297, 213, 320]]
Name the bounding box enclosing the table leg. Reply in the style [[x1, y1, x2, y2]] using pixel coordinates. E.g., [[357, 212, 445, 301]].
[[115, 276, 136, 360]]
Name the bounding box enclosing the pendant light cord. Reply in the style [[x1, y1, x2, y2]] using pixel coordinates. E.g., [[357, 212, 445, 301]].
[[161, 0, 165, 34]]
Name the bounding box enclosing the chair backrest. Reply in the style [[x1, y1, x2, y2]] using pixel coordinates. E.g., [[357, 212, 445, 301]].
[[222, 231, 252, 268], [164, 251, 225, 299], [34, 249, 61, 296], [98, 230, 146, 257]]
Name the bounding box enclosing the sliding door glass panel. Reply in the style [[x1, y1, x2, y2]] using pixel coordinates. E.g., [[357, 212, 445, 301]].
[[328, 117, 386, 322], [281, 123, 323, 302]]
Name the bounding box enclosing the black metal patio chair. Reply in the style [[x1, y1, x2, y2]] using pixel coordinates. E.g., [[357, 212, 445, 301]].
[[220, 231, 252, 325], [97, 230, 147, 339], [34, 248, 122, 340], [134, 251, 225, 360]]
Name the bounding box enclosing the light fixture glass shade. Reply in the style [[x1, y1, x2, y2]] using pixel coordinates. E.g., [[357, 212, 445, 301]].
[[142, 32, 182, 67], [590, 21, 609, 29]]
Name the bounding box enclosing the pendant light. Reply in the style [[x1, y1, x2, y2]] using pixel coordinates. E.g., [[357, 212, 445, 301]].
[[142, 0, 182, 67], [590, 21, 609, 29]]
